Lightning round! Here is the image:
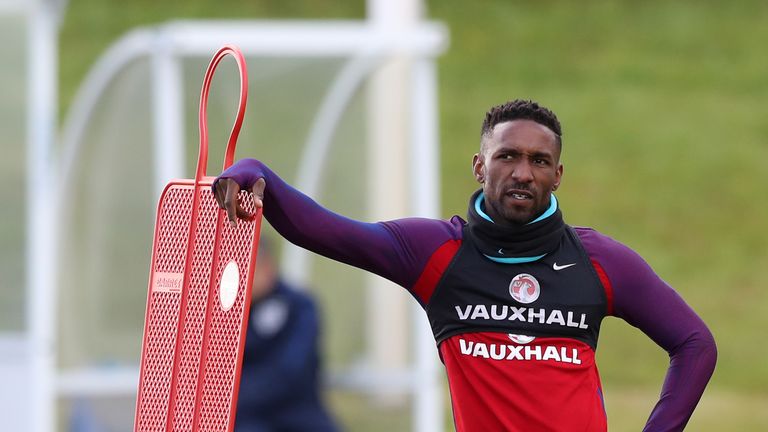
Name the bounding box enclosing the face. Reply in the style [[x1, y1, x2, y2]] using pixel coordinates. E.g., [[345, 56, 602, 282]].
[[472, 119, 563, 225]]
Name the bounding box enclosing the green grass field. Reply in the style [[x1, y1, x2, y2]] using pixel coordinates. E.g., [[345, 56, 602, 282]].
[[58, 0, 768, 430]]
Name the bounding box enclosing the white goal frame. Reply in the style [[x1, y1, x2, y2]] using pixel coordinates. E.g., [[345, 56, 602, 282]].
[[53, 18, 448, 432]]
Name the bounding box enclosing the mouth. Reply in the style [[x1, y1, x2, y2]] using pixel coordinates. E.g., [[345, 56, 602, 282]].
[[505, 189, 533, 201]]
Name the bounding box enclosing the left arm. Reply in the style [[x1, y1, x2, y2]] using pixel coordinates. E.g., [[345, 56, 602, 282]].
[[581, 229, 717, 432]]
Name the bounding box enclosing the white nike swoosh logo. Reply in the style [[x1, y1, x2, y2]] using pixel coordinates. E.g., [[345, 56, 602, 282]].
[[553, 262, 576, 271], [498, 248, 504, 255]]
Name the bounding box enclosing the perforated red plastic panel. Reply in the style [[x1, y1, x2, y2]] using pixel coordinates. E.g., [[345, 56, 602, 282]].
[[169, 188, 219, 431], [135, 186, 192, 431], [196, 192, 257, 430], [134, 45, 260, 432], [136, 181, 261, 432]]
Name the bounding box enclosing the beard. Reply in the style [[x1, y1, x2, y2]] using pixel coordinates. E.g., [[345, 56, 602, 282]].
[[485, 184, 548, 225]]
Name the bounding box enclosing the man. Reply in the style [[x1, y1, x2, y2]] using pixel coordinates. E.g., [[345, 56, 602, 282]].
[[215, 100, 717, 431], [235, 239, 337, 432]]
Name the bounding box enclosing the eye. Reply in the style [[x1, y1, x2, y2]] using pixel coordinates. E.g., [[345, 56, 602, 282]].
[[533, 158, 547, 165]]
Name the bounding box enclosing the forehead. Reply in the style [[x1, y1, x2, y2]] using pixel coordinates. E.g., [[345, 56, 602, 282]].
[[485, 119, 559, 155]]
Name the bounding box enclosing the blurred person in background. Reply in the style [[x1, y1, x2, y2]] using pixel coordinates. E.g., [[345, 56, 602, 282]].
[[215, 99, 716, 432], [235, 238, 338, 432]]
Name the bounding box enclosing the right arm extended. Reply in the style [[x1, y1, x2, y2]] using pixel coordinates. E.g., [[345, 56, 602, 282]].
[[212, 159, 461, 290]]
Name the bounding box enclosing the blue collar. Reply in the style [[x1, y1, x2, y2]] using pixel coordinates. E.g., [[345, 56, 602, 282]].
[[473, 192, 558, 225]]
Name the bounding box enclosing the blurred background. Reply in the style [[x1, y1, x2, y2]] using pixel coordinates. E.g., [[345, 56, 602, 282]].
[[2, 0, 767, 431]]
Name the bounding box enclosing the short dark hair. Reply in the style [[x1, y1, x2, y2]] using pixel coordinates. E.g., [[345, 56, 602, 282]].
[[480, 99, 562, 147]]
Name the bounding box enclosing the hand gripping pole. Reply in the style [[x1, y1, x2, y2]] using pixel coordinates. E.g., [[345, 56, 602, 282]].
[[135, 45, 261, 432]]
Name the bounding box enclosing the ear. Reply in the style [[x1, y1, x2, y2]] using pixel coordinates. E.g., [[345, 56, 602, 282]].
[[552, 163, 564, 191], [472, 153, 484, 183]]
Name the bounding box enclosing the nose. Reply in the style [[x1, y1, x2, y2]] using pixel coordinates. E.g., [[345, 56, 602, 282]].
[[512, 160, 534, 183]]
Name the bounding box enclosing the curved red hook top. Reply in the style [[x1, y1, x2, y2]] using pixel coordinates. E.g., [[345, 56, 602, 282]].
[[196, 45, 249, 182]]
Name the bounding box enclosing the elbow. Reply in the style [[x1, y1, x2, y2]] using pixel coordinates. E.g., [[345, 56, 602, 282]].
[[697, 329, 718, 390], [682, 327, 718, 376], [671, 326, 718, 375], [701, 328, 718, 373]]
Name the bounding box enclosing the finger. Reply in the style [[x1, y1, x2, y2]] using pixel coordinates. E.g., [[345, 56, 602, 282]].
[[236, 204, 251, 221], [227, 182, 252, 222], [213, 181, 225, 209], [223, 181, 242, 227], [252, 178, 266, 209]]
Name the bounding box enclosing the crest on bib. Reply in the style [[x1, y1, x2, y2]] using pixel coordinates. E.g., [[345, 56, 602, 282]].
[[509, 273, 540, 304]]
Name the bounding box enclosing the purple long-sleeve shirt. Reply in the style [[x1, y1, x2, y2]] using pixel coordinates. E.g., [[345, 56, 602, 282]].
[[217, 158, 716, 431]]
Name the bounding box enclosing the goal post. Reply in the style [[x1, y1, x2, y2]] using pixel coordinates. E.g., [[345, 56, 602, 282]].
[[0, 1, 62, 431], [55, 19, 448, 432]]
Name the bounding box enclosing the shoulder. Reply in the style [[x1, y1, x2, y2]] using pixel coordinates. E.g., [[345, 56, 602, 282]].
[[572, 226, 664, 308], [572, 226, 645, 265], [572, 226, 621, 252], [373, 216, 465, 299], [379, 216, 464, 242]]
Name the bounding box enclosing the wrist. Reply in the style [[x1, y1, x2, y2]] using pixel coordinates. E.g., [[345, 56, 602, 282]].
[[217, 158, 265, 190]]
